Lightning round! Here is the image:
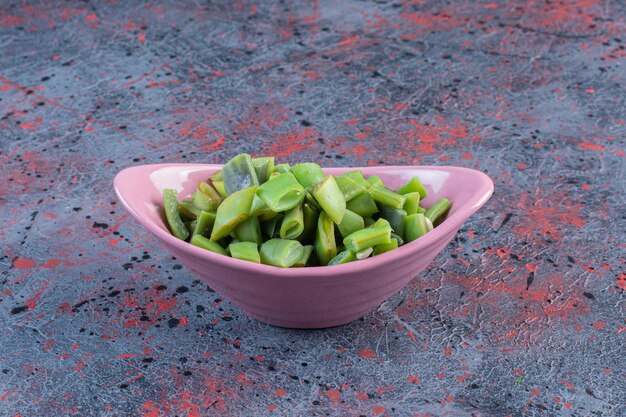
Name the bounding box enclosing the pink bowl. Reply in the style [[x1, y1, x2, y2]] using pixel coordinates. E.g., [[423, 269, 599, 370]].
[[114, 164, 493, 328]]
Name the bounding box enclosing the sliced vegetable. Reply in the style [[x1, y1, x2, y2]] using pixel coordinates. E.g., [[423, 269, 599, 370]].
[[328, 249, 356, 265], [291, 163, 325, 191], [372, 238, 399, 256], [193, 210, 216, 236], [232, 216, 263, 244], [369, 185, 406, 209], [260, 239, 304, 267], [312, 175, 346, 224], [210, 186, 257, 241], [222, 153, 259, 195], [424, 198, 451, 225], [402, 192, 420, 215], [280, 204, 304, 240], [252, 157, 275, 184], [346, 192, 378, 218], [293, 245, 314, 267], [405, 213, 428, 243], [314, 211, 337, 266], [229, 241, 261, 263], [257, 172, 305, 212], [335, 175, 366, 201], [163, 189, 189, 240], [191, 235, 228, 255], [337, 209, 365, 238], [379, 205, 407, 240], [397, 176, 428, 199], [193, 181, 221, 211], [343, 225, 391, 252]]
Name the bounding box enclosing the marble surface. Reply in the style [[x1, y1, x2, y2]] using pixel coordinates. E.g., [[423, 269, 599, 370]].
[[1, 0, 624, 416]]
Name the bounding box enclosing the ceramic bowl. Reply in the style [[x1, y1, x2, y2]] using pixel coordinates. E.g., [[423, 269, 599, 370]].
[[114, 164, 493, 328]]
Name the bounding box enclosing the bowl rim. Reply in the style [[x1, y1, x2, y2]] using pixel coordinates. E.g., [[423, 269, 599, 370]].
[[114, 163, 494, 277]]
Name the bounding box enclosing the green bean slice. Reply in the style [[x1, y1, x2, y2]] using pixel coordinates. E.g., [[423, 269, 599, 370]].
[[229, 241, 261, 263], [163, 189, 189, 241], [191, 235, 228, 256], [210, 186, 257, 241], [260, 239, 304, 267], [312, 175, 346, 224]]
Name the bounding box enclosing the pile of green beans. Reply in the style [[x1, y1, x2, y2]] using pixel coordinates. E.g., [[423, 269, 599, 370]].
[[163, 154, 451, 267]]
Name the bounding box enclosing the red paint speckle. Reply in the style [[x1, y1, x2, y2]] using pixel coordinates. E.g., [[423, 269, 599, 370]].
[[593, 321, 606, 329], [443, 346, 453, 356], [407, 375, 421, 384], [267, 404, 278, 411], [585, 88, 595, 94], [560, 378, 575, 389], [358, 348, 376, 359], [275, 388, 286, 397], [325, 389, 341, 403], [13, 257, 35, 270], [372, 406, 386, 415], [40, 259, 62, 269], [517, 162, 527, 170], [578, 141, 605, 151]]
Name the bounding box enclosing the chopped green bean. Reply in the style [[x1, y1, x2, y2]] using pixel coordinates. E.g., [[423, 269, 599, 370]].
[[343, 225, 391, 252], [260, 239, 304, 267], [178, 200, 201, 220], [337, 209, 364, 238], [212, 180, 227, 198], [222, 153, 259, 195], [363, 217, 375, 227], [366, 175, 383, 188], [372, 238, 399, 256], [210, 170, 223, 182], [191, 235, 228, 255], [335, 175, 366, 201], [293, 245, 314, 267], [369, 185, 406, 209], [305, 192, 322, 211], [184, 220, 196, 235], [405, 213, 428, 243], [251, 157, 275, 184], [274, 163, 291, 173], [416, 206, 426, 214], [338, 170, 370, 188], [312, 175, 346, 224], [291, 163, 325, 191], [425, 217, 434, 232], [193, 181, 222, 211], [379, 205, 407, 240], [232, 216, 263, 245], [424, 198, 451, 225], [257, 172, 306, 212], [163, 189, 189, 241], [229, 241, 260, 263], [328, 249, 356, 265], [370, 218, 391, 229], [397, 176, 428, 199], [314, 211, 337, 265], [261, 214, 283, 239], [402, 192, 420, 215], [280, 204, 304, 239], [356, 247, 374, 260], [297, 204, 319, 243], [390, 232, 404, 246], [193, 210, 216, 236], [346, 192, 378, 218], [210, 186, 257, 241]]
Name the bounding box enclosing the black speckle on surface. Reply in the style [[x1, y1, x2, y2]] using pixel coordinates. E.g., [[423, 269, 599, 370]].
[[168, 318, 180, 328], [11, 306, 29, 314]]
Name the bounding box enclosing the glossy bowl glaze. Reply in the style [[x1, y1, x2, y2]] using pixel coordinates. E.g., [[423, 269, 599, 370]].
[[114, 164, 493, 328]]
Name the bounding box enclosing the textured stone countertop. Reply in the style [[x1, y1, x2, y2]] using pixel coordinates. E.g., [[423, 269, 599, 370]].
[[1, 1, 624, 416]]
